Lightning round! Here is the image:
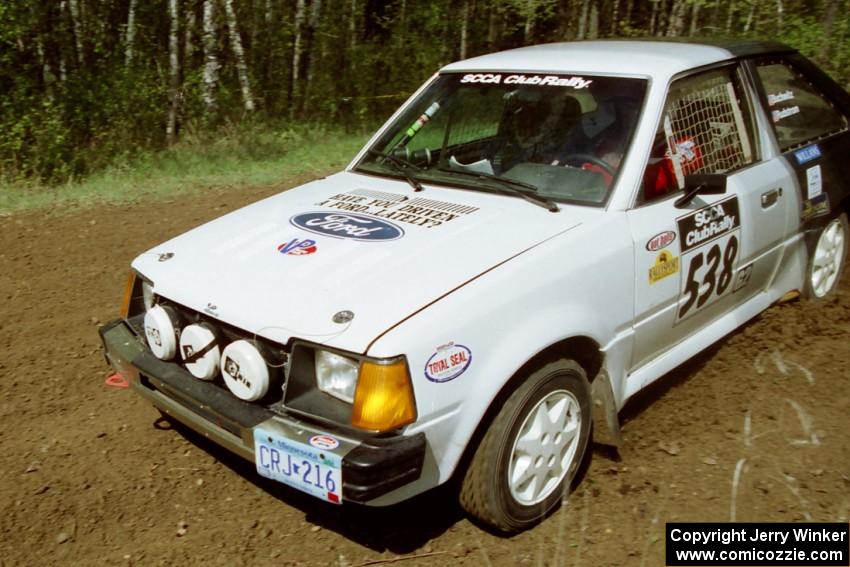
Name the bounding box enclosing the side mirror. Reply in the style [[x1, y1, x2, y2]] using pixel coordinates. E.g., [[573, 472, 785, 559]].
[[674, 173, 727, 208]]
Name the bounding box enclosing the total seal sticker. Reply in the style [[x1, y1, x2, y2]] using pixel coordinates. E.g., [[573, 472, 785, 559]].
[[424, 343, 472, 383]]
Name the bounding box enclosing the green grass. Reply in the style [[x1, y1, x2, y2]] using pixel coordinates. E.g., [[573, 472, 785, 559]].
[[0, 124, 372, 213]]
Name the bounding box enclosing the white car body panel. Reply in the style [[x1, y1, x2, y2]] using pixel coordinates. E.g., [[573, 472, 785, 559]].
[[132, 171, 593, 355]]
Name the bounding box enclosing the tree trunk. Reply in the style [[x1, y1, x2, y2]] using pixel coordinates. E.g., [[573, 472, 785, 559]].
[[349, 0, 358, 50], [67, 0, 84, 65], [726, 0, 736, 34], [649, 0, 658, 36], [488, 0, 498, 47], [224, 0, 255, 112], [36, 36, 56, 101], [303, 0, 323, 111], [166, 0, 180, 145], [610, 0, 620, 35], [667, 0, 686, 36], [689, 2, 700, 36], [577, 0, 590, 40], [524, 0, 535, 43], [185, 2, 197, 62], [744, 1, 758, 32], [201, 0, 220, 115], [588, 2, 599, 39], [775, 0, 784, 34], [460, 0, 469, 58], [291, 0, 306, 115], [624, 0, 633, 32], [125, 0, 137, 67], [58, 0, 68, 83]]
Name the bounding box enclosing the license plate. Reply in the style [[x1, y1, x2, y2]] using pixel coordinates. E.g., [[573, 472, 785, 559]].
[[253, 427, 343, 504]]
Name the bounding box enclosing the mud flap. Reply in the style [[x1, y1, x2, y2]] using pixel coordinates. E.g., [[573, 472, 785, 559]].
[[590, 370, 623, 449]]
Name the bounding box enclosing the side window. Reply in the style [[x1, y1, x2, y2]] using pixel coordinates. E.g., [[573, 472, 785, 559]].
[[640, 67, 755, 205], [756, 60, 848, 151]]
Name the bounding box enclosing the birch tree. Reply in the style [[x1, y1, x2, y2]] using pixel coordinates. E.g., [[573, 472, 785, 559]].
[[68, 0, 84, 65], [185, 2, 197, 62], [224, 0, 255, 112], [166, 0, 180, 144], [460, 0, 469, 59], [201, 0, 220, 115], [291, 0, 306, 112], [125, 0, 137, 67]]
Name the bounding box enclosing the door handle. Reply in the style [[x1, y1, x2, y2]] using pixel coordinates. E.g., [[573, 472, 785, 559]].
[[761, 188, 782, 208]]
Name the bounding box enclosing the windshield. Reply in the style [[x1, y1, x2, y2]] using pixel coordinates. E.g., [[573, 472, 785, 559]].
[[355, 72, 648, 206]]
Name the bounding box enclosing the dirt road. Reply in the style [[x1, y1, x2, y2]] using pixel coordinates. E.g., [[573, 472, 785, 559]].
[[1, 185, 848, 566]]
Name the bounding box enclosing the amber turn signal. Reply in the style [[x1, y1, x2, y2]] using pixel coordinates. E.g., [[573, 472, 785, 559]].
[[351, 359, 416, 432], [120, 271, 137, 318]]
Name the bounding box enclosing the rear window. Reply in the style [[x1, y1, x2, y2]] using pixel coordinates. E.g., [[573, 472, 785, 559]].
[[756, 61, 848, 151]]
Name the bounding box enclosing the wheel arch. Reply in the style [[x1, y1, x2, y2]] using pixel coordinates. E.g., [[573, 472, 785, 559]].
[[449, 335, 617, 488]]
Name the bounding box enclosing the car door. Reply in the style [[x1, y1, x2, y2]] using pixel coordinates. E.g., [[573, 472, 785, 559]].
[[627, 64, 793, 371]]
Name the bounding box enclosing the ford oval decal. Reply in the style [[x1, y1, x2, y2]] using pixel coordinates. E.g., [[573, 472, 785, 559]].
[[290, 212, 404, 242]]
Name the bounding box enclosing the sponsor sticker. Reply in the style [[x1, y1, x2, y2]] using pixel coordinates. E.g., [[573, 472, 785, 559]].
[[424, 343, 472, 383], [676, 196, 740, 253], [290, 212, 404, 242], [734, 263, 753, 292], [315, 191, 479, 229], [459, 73, 592, 89], [794, 144, 821, 165], [806, 165, 823, 199], [802, 193, 830, 221], [646, 230, 677, 252], [767, 90, 794, 106], [278, 237, 318, 256], [771, 105, 800, 123], [308, 434, 340, 450], [649, 250, 680, 284]]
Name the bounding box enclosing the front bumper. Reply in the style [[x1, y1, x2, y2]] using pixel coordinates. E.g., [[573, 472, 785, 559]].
[[99, 319, 426, 503]]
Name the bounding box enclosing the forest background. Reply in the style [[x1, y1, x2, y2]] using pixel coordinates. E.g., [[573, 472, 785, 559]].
[[1, 0, 848, 192]]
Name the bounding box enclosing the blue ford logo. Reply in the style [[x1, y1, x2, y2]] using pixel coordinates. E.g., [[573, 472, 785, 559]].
[[290, 212, 404, 242]]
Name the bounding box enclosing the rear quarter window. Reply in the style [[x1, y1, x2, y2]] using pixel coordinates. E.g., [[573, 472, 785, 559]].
[[756, 61, 849, 151]]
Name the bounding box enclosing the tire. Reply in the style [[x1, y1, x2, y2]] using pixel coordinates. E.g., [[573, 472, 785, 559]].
[[459, 359, 591, 533], [804, 212, 848, 299]]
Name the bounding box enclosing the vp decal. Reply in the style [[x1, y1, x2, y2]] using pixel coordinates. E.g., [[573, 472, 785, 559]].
[[424, 343, 472, 383], [278, 238, 317, 256], [290, 212, 404, 242]]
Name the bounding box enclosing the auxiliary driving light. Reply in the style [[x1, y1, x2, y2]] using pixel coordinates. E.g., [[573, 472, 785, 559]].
[[220, 340, 271, 401], [143, 305, 182, 360], [179, 323, 221, 381]]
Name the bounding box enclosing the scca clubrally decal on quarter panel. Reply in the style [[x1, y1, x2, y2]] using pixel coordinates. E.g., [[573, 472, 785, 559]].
[[315, 189, 479, 229]]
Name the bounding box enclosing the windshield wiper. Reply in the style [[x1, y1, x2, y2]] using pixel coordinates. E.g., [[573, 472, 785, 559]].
[[366, 149, 424, 192], [435, 166, 559, 212]]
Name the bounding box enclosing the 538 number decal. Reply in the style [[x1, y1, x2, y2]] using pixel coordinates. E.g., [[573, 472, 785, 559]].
[[679, 235, 739, 319]]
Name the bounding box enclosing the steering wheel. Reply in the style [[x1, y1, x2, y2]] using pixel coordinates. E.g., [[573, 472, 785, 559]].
[[562, 153, 616, 176]]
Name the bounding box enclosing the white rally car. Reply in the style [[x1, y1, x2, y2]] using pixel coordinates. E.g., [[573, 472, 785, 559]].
[[101, 40, 850, 533]]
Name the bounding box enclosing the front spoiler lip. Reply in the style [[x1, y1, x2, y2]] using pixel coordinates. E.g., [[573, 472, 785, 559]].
[[98, 318, 425, 503]]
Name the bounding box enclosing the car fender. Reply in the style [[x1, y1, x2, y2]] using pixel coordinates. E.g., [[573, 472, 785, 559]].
[[367, 216, 633, 486]]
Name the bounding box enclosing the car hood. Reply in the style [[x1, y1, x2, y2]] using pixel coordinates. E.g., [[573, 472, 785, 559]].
[[132, 171, 591, 354]]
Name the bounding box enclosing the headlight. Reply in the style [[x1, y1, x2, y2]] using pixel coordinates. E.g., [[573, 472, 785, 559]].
[[315, 350, 359, 403]]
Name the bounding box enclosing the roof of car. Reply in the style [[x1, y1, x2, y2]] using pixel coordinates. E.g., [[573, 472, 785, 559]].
[[441, 39, 794, 79]]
